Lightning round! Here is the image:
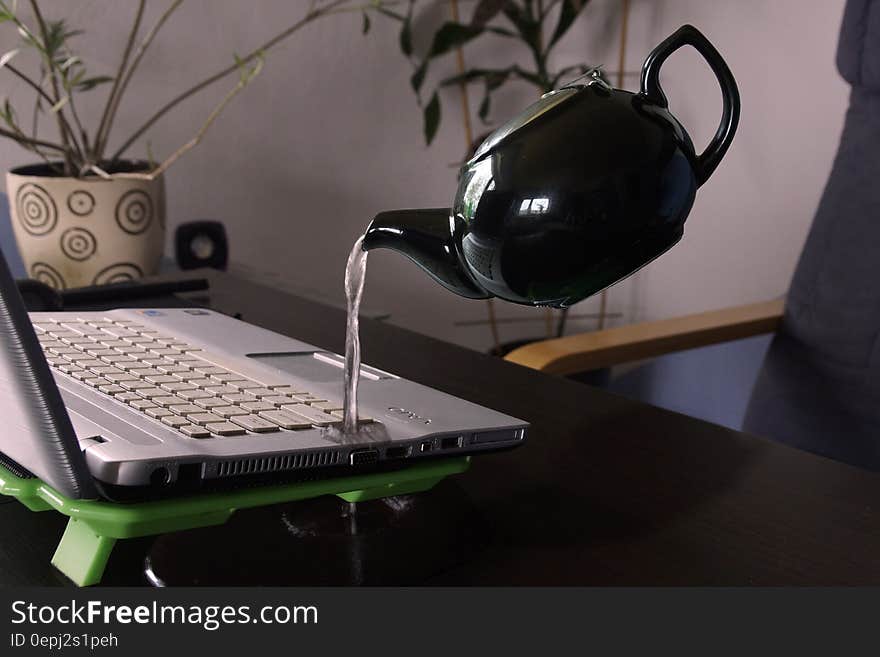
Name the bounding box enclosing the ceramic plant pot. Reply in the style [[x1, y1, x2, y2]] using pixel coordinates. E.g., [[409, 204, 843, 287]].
[[5, 161, 165, 290]]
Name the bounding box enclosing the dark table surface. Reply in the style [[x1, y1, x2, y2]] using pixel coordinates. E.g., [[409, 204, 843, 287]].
[[3, 270, 880, 586]]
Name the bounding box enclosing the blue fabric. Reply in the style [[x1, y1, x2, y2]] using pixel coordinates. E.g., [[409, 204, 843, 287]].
[[608, 336, 771, 432], [0, 193, 26, 278], [743, 0, 880, 469]]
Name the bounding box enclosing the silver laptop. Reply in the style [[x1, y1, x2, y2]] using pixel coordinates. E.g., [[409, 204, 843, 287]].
[[0, 249, 527, 501]]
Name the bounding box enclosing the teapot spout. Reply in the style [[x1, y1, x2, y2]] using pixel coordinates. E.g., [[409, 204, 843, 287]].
[[362, 208, 491, 300]]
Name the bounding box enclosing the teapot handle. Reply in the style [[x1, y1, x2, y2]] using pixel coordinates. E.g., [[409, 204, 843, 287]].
[[640, 24, 740, 187]]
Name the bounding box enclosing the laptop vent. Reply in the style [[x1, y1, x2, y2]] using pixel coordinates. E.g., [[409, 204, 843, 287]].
[[216, 450, 340, 477]]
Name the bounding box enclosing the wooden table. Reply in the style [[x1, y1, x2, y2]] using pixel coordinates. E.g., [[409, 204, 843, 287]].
[[3, 270, 879, 585]]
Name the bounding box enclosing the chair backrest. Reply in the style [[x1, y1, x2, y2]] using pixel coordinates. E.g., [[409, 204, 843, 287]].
[[744, 0, 880, 469], [0, 192, 27, 278]]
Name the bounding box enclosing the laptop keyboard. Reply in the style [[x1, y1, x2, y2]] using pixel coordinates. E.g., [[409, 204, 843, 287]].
[[33, 317, 371, 439]]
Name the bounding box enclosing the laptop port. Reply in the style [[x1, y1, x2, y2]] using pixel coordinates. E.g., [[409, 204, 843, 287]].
[[385, 446, 411, 459], [441, 436, 463, 450], [420, 441, 433, 453], [350, 449, 379, 466], [150, 467, 171, 487]]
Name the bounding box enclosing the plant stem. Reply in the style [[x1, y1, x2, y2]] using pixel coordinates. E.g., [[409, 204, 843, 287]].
[[93, 0, 145, 160], [97, 0, 184, 162], [28, 0, 79, 174], [111, 0, 386, 163], [148, 58, 263, 178], [0, 125, 66, 151]]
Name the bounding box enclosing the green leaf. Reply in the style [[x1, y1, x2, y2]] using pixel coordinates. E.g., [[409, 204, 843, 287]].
[[399, 1, 414, 56], [548, 0, 589, 51], [362, 11, 370, 35], [423, 91, 440, 145], [478, 94, 490, 122], [428, 23, 484, 58], [472, 0, 511, 28], [410, 60, 428, 94], [50, 96, 68, 113], [0, 48, 19, 69], [73, 75, 113, 91]]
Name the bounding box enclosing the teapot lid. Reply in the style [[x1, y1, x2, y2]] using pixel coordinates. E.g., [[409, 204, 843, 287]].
[[469, 69, 609, 163]]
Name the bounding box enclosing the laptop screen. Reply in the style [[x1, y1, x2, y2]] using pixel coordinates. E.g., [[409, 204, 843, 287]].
[[0, 246, 96, 498]]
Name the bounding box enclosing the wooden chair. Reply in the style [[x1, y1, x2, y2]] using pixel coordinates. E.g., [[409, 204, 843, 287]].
[[505, 298, 785, 376]]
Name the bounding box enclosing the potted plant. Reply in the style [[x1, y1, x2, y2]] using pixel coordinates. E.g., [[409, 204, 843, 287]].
[[1, 0, 394, 289]]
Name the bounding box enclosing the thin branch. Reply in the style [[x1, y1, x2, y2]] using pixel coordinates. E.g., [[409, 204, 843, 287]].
[[0, 124, 66, 151], [29, 0, 80, 173], [93, 0, 145, 159], [148, 58, 264, 179], [96, 0, 183, 161], [111, 0, 395, 162], [4, 63, 56, 107]]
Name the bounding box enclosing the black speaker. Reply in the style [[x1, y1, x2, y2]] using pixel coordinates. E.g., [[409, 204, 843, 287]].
[[175, 220, 228, 271]]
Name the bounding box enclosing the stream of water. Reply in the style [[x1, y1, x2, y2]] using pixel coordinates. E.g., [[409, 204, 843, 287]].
[[343, 235, 368, 433]]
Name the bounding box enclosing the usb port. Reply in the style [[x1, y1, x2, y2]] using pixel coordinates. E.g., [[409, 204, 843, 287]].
[[420, 441, 433, 453], [440, 436, 463, 450]]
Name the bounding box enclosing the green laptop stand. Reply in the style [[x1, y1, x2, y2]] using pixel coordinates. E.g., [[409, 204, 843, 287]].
[[0, 457, 470, 586]]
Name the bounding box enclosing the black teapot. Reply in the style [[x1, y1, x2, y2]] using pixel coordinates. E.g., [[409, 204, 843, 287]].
[[362, 25, 739, 308]]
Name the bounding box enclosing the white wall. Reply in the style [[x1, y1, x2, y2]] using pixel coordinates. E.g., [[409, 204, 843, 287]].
[[0, 0, 850, 352]]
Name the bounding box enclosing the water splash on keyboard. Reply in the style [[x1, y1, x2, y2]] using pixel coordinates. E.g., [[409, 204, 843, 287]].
[[343, 235, 368, 434]]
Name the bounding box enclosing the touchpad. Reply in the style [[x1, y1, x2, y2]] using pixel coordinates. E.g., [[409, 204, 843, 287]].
[[248, 352, 386, 383]]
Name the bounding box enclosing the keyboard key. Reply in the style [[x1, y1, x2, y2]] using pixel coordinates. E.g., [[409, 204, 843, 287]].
[[291, 393, 328, 404], [239, 387, 275, 398], [171, 353, 202, 364], [240, 401, 276, 413], [98, 384, 126, 395], [186, 412, 225, 425], [259, 395, 294, 407], [280, 404, 342, 427], [230, 415, 279, 433], [206, 422, 245, 436], [128, 367, 163, 378], [137, 387, 170, 399], [259, 410, 313, 430], [98, 340, 130, 349], [311, 401, 344, 412], [144, 375, 178, 385], [193, 365, 228, 375], [268, 385, 309, 394], [177, 389, 213, 401], [211, 373, 248, 383], [160, 382, 197, 393], [58, 364, 84, 375], [153, 396, 184, 407], [156, 364, 190, 374], [102, 326, 138, 338], [146, 407, 174, 419], [194, 397, 228, 409], [180, 425, 211, 438], [213, 406, 249, 418], [100, 354, 137, 364], [205, 385, 239, 396], [150, 347, 182, 357], [119, 380, 156, 391], [168, 404, 205, 415], [221, 393, 257, 404], [161, 415, 190, 428], [116, 392, 142, 403], [87, 365, 124, 376], [130, 399, 156, 411], [105, 372, 138, 383]]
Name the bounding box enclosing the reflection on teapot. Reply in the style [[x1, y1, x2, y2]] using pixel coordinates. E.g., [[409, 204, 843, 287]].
[[362, 25, 740, 308]]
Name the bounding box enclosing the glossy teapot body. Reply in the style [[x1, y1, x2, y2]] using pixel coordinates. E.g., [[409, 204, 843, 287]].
[[363, 25, 739, 308]]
